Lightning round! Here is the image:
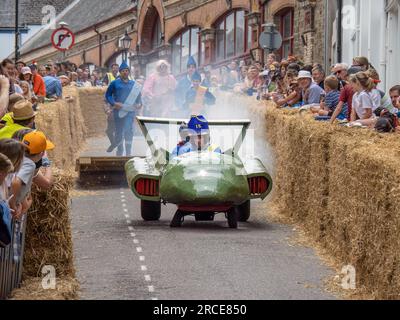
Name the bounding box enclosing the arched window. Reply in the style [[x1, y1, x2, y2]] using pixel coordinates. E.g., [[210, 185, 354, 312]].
[[152, 18, 162, 49], [171, 27, 202, 74], [215, 10, 251, 62]]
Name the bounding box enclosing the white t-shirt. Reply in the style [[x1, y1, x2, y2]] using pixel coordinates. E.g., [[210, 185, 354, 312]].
[[370, 89, 396, 113], [352, 91, 374, 119]]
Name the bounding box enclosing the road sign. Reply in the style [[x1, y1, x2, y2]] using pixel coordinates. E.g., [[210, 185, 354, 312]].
[[51, 27, 75, 51], [259, 23, 282, 52]]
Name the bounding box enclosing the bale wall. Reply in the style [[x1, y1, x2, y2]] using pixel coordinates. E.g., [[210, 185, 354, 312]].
[[77, 87, 107, 138], [248, 100, 400, 299]]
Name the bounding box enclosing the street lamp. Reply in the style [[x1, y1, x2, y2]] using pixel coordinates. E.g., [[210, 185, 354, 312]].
[[121, 30, 132, 61]]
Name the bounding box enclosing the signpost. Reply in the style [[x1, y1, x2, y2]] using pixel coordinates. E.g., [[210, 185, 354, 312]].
[[259, 23, 283, 53], [51, 26, 75, 51]]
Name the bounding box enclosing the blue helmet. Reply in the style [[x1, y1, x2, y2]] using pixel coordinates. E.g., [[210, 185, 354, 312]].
[[188, 115, 209, 135], [191, 71, 202, 82]]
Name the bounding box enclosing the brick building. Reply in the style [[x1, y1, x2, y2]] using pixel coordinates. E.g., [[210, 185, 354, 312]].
[[16, 0, 138, 70]]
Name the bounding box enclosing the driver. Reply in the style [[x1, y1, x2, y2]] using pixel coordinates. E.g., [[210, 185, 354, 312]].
[[172, 115, 221, 156]]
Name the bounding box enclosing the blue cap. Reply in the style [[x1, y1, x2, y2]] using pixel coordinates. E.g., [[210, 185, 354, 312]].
[[191, 71, 202, 82], [119, 61, 130, 72], [188, 115, 209, 135], [187, 56, 197, 68]]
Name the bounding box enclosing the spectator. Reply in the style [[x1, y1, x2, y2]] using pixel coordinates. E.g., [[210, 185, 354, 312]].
[[19, 81, 33, 101], [239, 65, 248, 83], [0, 139, 25, 218], [0, 153, 14, 209], [332, 63, 349, 90], [352, 56, 372, 71], [142, 60, 176, 117], [389, 85, 400, 112], [91, 70, 103, 87], [43, 74, 62, 99], [0, 94, 25, 128], [349, 72, 376, 126], [10, 131, 54, 219], [38, 65, 47, 77], [312, 65, 326, 90], [374, 109, 397, 133], [0, 75, 10, 117], [20, 67, 33, 88], [287, 63, 301, 74], [365, 69, 396, 113], [265, 54, 277, 70], [298, 70, 324, 105], [29, 64, 46, 103], [330, 66, 362, 123], [1, 59, 21, 95], [0, 100, 36, 139], [80, 72, 92, 87], [234, 65, 261, 96], [15, 61, 26, 75], [311, 76, 344, 119], [12, 129, 54, 190]]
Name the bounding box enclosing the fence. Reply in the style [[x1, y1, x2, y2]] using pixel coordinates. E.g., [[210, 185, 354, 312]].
[[0, 216, 27, 300]]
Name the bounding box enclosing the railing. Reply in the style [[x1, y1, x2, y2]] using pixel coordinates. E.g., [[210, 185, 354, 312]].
[[0, 217, 27, 300]]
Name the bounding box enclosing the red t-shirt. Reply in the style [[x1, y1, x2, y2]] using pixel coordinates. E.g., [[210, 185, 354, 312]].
[[32, 73, 46, 97], [339, 84, 354, 120]]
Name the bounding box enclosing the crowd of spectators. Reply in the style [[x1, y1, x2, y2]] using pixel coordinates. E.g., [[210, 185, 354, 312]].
[[0, 58, 55, 251]]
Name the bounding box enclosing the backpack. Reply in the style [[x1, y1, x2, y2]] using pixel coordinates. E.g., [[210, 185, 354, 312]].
[[0, 201, 12, 248]]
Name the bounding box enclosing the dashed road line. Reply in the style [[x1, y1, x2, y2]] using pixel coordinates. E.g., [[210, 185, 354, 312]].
[[136, 247, 143, 253], [145, 275, 151, 282], [128, 226, 134, 231], [139, 256, 145, 262], [141, 265, 148, 271]]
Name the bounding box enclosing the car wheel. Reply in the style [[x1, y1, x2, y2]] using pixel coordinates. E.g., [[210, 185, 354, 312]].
[[170, 210, 184, 228], [227, 208, 239, 229], [238, 200, 251, 222], [141, 200, 161, 221]]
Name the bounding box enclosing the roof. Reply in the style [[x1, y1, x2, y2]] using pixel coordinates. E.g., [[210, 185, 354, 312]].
[[0, 0, 74, 27], [18, 0, 137, 55]]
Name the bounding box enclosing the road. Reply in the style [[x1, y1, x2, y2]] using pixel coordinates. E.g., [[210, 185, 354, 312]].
[[70, 136, 337, 300]]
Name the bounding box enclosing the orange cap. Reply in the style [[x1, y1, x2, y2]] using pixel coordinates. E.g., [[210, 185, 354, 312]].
[[22, 131, 55, 155]]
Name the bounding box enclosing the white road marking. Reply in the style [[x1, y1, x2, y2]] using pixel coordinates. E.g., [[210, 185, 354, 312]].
[[128, 226, 134, 231], [141, 265, 148, 271], [126, 220, 131, 224], [133, 239, 139, 244], [123, 208, 128, 213], [125, 214, 130, 219], [122, 203, 127, 208], [139, 256, 145, 261], [121, 199, 126, 203], [148, 286, 155, 293], [136, 247, 143, 253], [151, 297, 158, 300], [130, 232, 136, 238], [145, 275, 151, 281], [120, 195, 125, 199]]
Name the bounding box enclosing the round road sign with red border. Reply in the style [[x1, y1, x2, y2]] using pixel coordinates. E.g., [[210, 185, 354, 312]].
[[51, 27, 75, 51]]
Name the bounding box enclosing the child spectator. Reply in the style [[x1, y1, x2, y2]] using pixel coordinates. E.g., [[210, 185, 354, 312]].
[[312, 76, 345, 119], [0, 139, 26, 218], [349, 72, 376, 126], [29, 64, 46, 103], [9, 131, 55, 219], [0, 153, 14, 247]]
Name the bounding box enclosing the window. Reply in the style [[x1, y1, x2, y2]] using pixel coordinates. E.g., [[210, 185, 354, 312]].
[[215, 10, 251, 62], [277, 9, 294, 59], [152, 18, 162, 49], [171, 27, 202, 74]]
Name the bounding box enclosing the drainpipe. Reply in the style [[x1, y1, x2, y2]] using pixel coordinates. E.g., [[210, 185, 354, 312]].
[[94, 26, 103, 67], [337, 0, 343, 63]]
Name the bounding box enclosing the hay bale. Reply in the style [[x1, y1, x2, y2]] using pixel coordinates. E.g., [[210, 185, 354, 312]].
[[23, 172, 75, 278], [251, 98, 400, 299], [35, 87, 87, 170], [78, 87, 107, 137], [11, 277, 78, 300]]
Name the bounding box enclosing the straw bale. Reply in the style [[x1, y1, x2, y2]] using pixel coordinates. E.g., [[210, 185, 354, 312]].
[[253, 99, 400, 299], [78, 87, 107, 137], [23, 172, 75, 278]]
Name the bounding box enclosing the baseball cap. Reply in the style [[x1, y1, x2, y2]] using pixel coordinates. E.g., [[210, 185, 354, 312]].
[[22, 131, 55, 155], [21, 67, 32, 75]]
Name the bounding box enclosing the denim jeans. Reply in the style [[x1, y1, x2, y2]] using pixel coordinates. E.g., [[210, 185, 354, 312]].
[[113, 110, 135, 156]]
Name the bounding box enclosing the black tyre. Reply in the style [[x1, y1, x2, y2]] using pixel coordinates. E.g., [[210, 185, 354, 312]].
[[141, 200, 161, 221], [238, 200, 251, 222], [170, 210, 184, 228], [227, 208, 239, 229]]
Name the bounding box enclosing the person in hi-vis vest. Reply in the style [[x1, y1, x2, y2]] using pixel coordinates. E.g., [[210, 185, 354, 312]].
[[183, 71, 216, 117]]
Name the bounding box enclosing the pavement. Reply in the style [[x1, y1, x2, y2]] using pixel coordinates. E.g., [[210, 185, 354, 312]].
[[70, 135, 337, 300]]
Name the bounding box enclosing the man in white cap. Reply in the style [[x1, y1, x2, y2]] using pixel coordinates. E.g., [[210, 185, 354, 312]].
[[298, 70, 325, 106]]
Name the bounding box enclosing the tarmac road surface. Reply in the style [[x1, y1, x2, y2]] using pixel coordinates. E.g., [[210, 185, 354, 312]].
[[70, 136, 337, 300]]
